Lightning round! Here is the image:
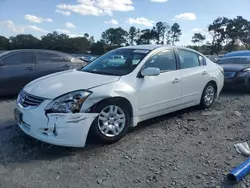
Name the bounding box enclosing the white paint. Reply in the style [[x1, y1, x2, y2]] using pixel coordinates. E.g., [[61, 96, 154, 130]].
[[16, 45, 224, 147]]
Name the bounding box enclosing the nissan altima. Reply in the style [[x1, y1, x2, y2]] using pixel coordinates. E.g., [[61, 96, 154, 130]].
[[217, 56, 250, 90], [14, 45, 224, 147]]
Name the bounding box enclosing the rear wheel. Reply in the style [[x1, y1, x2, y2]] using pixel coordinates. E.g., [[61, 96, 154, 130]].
[[200, 82, 216, 109], [89, 101, 130, 144]]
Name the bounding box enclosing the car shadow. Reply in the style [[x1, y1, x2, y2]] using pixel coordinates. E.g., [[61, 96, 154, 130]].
[[0, 95, 17, 102], [221, 87, 249, 96], [129, 105, 200, 134]]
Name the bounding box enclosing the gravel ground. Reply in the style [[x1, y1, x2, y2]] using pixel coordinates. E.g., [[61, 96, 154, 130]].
[[0, 91, 250, 188]]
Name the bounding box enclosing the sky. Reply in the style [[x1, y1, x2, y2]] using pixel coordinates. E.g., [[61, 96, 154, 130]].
[[0, 0, 250, 46]]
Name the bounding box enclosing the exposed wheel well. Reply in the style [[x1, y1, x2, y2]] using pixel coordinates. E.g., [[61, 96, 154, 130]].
[[90, 97, 133, 118], [201, 80, 218, 100], [208, 80, 218, 94]]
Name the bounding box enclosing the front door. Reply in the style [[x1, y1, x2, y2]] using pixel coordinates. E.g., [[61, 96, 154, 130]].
[[0, 52, 35, 95], [137, 49, 182, 118]]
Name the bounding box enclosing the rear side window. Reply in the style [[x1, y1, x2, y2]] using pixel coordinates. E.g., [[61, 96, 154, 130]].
[[36, 52, 70, 64], [2, 52, 33, 65], [178, 50, 200, 69], [143, 49, 177, 72]]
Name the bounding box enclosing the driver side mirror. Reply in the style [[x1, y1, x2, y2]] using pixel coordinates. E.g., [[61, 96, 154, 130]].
[[141, 67, 160, 77]]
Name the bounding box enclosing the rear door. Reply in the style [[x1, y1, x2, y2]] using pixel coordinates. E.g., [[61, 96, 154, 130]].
[[176, 49, 209, 104], [0, 52, 35, 95], [35, 52, 72, 79], [54, 53, 73, 71]]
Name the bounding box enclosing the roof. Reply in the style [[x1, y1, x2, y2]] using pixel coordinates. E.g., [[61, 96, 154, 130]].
[[220, 55, 250, 60], [120, 44, 192, 51], [6, 49, 68, 54], [223, 50, 250, 58], [0, 49, 74, 59]]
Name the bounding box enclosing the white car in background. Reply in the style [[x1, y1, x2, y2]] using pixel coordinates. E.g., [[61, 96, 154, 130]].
[[14, 45, 224, 147]]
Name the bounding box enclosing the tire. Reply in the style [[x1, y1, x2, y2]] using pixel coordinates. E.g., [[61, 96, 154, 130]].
[[200, 82, 216, 109], [89, 100, 131, 144]]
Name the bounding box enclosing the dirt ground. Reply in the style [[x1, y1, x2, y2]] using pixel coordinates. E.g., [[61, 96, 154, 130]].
[[0, 90, 250, 188]]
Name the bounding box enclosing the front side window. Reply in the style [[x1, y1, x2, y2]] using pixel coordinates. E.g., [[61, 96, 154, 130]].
[[36, 52, 69, 64], [3, 52, 33, 65], [81, 48, 150, 76], [143, 49, 177, 72], [178, 49, 200, 69]]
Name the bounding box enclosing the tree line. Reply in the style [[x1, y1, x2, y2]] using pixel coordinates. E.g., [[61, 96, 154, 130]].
[[0, 16, 249, 55], [189, 16, 250, 55]]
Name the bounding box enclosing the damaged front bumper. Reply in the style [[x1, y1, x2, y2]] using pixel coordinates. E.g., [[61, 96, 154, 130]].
[[15, 100, 99, 147]]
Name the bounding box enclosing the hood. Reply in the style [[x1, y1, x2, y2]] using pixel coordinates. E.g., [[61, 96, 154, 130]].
[[220, 64, 250, 72], [24, 69, 120, 99]]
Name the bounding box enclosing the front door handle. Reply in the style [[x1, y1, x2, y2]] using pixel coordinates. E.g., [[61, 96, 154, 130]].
[[202, 71, 208, 75], [172, 78, 180, 84]]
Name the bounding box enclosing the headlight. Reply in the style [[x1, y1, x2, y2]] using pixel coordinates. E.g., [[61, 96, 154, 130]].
[[237, 68, 250, 77], [45, 90, 92, 113]]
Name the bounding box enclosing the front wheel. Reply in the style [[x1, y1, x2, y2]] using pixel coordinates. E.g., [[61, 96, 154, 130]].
[[200, 83, 216, 109], [89, 101, 130, 144]]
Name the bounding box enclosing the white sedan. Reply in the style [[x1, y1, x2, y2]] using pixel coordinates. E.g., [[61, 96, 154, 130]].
[[14, 45, 224, 147]]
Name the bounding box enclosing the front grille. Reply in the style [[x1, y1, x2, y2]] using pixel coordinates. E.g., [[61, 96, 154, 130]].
[[224, 72, 236, 78], [18, 91, 45, 108]]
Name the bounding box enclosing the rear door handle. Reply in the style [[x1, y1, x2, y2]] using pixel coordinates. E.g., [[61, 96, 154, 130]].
[[26, 67, 34, 71], [172, 78, 180, 84], [63, 64, 70, 69], [202, 71, 208, 75]]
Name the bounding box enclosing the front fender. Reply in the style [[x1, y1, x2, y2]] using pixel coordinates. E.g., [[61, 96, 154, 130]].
[[80, 82, 137, 116]]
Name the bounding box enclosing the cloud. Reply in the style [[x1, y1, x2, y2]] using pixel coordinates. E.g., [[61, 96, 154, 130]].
[[27, 25, 48, 33], [57, 29, 70, 34], [56, 0, 134, 16], [65, 22, 76, 28], [69, 34, 85, 38], [1, 20, 49, 34], [104, 19, 118, 25], [55, 9, 71, 16], [174, 13, 196, 21], [25, 14, 53, 23], [150, 0, 168, 2], [1, 20, 25, 33], [205, 17, 208, 20], [192, 28, 203, 33], [126, 17, 154, 27]]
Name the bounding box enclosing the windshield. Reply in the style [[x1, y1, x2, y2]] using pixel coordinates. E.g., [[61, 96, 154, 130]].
[[218, 57, 250, 65], [81, 48, 150, 76]]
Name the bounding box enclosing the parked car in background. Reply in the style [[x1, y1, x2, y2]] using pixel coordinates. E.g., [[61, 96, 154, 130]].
[[217, 56, 250, 90], [222, 50, 250, 58], [79, 55, 97, 63], [14, 45, 224, 147], [0, 49, 87, 96]]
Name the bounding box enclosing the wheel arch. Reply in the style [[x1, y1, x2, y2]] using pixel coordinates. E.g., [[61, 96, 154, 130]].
[[200, 80, 218, 101], [89, 96, 134, 120]]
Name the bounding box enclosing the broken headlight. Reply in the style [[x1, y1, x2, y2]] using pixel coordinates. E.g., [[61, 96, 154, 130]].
[[45, 90, 92, 113]]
